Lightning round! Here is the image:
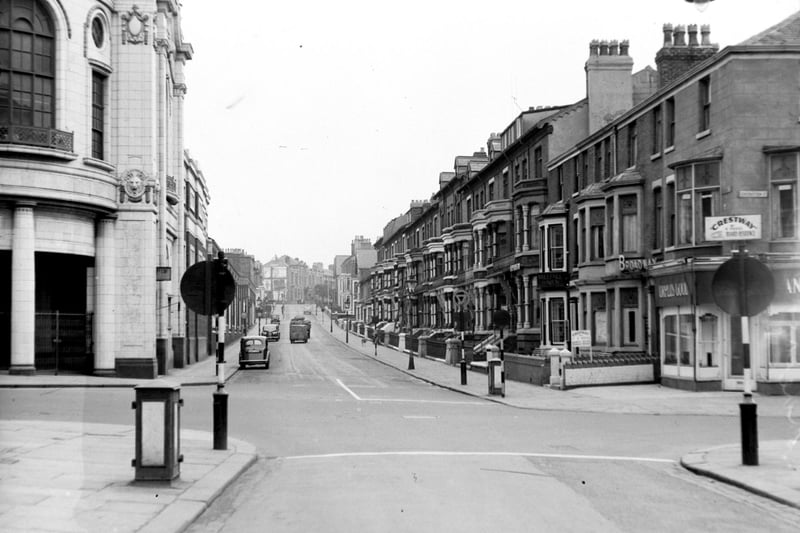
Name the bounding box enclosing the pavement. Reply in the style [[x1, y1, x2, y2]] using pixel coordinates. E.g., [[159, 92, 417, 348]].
[[0, 317, 799, 532]]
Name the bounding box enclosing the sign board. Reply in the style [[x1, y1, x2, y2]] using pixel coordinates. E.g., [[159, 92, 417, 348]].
[[571, 330, 592, 348], [738, 190, 767, 198], [712, 254, 774, 317], [453, 289, 468, 309], [705, 215, 762, 241], [156, 266, 171, 281], [180, 260, 236, 316]]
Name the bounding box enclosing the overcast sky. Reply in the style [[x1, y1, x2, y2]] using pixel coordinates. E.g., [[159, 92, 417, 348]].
[[180, 0, 800, 269]]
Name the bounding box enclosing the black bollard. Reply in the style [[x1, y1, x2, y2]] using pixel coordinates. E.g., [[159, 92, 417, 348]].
[[740, 401, 758, 465], [213, 390, 228, 450], [408, 351, 415, 370], [461, 358, 467, 385]]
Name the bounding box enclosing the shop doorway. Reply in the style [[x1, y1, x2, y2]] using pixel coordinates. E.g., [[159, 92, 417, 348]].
[[723, 315, 745, 390]]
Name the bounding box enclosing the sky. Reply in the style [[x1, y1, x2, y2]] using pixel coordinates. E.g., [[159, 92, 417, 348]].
[[180, 0, 800, 269]]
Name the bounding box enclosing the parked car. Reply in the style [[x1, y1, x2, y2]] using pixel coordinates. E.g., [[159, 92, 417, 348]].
[[239, 336, 270, 369], [270, 315, 281, 324], [261, 322, 280, 341]]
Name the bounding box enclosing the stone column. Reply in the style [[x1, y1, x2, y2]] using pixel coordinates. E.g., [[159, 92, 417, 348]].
[[10, 203, 36, 374], [515, 208, 522, 253], [478, 230, 485, 267], [523, 205, 531, 251], [94, 217, 116, 375], [523, 275, 531, 328], [516, 278, 523, 329]]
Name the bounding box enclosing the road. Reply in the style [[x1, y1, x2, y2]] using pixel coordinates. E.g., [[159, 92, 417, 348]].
[[3, 306, 800, 532]]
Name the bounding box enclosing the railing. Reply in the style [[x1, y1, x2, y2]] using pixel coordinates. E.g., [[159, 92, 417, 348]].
[[166, 175, 179, 205], [427, 338, 446, 359], [387, 332, 399, 347], [34, 312, 93, 373], [0, 124, 74, 152], [406, 335, 419, 353]]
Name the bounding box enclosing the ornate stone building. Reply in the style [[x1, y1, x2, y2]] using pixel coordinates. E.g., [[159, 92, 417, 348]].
[[0, 0, 196, 377]]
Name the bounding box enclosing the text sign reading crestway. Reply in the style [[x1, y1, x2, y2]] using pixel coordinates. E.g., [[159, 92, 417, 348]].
[[705, 215, 761, 241]]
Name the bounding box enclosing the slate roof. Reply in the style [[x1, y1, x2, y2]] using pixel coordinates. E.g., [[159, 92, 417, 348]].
[[740, 9, 800, 46]]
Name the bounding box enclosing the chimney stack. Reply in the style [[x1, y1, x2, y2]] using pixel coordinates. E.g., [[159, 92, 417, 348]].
[[585, 36, 634, 134], [655, 23, 719, 88]]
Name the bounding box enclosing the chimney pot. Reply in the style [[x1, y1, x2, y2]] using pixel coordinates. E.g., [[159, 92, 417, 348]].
[[589, 39, 600, 56], [700, 24, 711, 46], [600, 40, 609, 55], [610, 39, 619, 55], [674, 24, 686, 46], [662, 23, 674, 47], [688, 24, 699, 46], [620, 39, 630, 56]]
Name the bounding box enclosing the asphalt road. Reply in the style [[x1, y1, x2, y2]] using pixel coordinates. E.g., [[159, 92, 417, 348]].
[[3, 309, 800, 532]]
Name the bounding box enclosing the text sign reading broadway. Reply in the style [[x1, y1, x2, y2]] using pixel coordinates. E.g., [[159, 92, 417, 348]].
[[705, 215, 761, 241]]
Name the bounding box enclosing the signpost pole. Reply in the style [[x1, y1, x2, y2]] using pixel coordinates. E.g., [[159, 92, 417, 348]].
[[737, 245, 758, 465]]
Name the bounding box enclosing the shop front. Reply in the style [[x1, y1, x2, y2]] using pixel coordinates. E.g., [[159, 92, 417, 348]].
[[654, 269, 728, 391], [755, 266, 800, 395]]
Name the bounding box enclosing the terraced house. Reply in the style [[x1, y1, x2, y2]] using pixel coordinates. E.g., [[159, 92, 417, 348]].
[[365, 12, 800, 394]]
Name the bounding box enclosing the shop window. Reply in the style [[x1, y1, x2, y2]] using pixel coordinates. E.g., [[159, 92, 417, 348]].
[[769, 152, 798, 239], [768, 313, 800, 365], [698, 314, 718, 367], [680, 314, 694, 366], [664, 315, 678, 364], [663, 312, 694, 366]]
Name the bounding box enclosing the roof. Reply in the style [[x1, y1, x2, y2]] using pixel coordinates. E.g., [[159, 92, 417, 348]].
[[740, 9, 800, 46]]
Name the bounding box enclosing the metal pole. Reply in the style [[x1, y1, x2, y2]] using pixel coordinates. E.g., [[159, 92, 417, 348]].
[[737, 245, 758, 465], [500, 328, 505, 398], [346, 320, 349, 343], [54, 310, 60, 376], [213, 314, 228, 450], [460, 330, 467, 385]]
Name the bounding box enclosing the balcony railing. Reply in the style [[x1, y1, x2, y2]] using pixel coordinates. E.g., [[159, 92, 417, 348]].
[[0, 124, 74, 152], [166, 175, 179, 205]]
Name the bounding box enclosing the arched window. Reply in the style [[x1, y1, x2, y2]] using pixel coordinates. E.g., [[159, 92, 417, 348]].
[[0, 0, 55, 128]]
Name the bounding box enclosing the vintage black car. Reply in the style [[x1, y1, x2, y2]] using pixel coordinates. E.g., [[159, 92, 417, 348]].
[[239, 336, 270, 369]]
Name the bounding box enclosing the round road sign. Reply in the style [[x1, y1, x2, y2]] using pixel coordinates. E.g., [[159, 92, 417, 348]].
[[711, 255, 774, 317]]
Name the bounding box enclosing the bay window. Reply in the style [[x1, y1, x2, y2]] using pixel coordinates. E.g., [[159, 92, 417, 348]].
[[675, 162, 720, 246]]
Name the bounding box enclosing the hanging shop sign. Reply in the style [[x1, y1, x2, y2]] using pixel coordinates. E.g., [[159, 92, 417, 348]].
[[704, 215, 761, 241]]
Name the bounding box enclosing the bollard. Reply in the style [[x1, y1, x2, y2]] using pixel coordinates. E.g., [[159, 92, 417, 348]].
[[213, 390, 228, 450], [460, 358, 467, 385], [740, 400, 758, 465], [408, 351, 415, 370]]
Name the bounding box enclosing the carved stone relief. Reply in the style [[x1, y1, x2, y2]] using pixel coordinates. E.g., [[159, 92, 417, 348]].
[[119, 169, 158, 204], [121, 6, 149, 45]]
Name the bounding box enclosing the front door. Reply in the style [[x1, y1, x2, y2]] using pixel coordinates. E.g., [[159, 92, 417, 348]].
[[723, 315, 747, 391]]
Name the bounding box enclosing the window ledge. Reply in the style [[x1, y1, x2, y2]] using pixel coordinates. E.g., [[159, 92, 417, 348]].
[[650, 152, 662, 161], [696, 129, 711, 140], [664, 145, 675, 155], [0, 143, 78, 160], [83, 157, 115, 172]]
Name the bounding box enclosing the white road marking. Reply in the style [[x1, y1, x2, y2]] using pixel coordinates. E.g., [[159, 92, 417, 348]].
[[335, 378, 361, 400], [334, 379, 486, 405], [402, 415, 438, 419], [284, 450, 675, 464]]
